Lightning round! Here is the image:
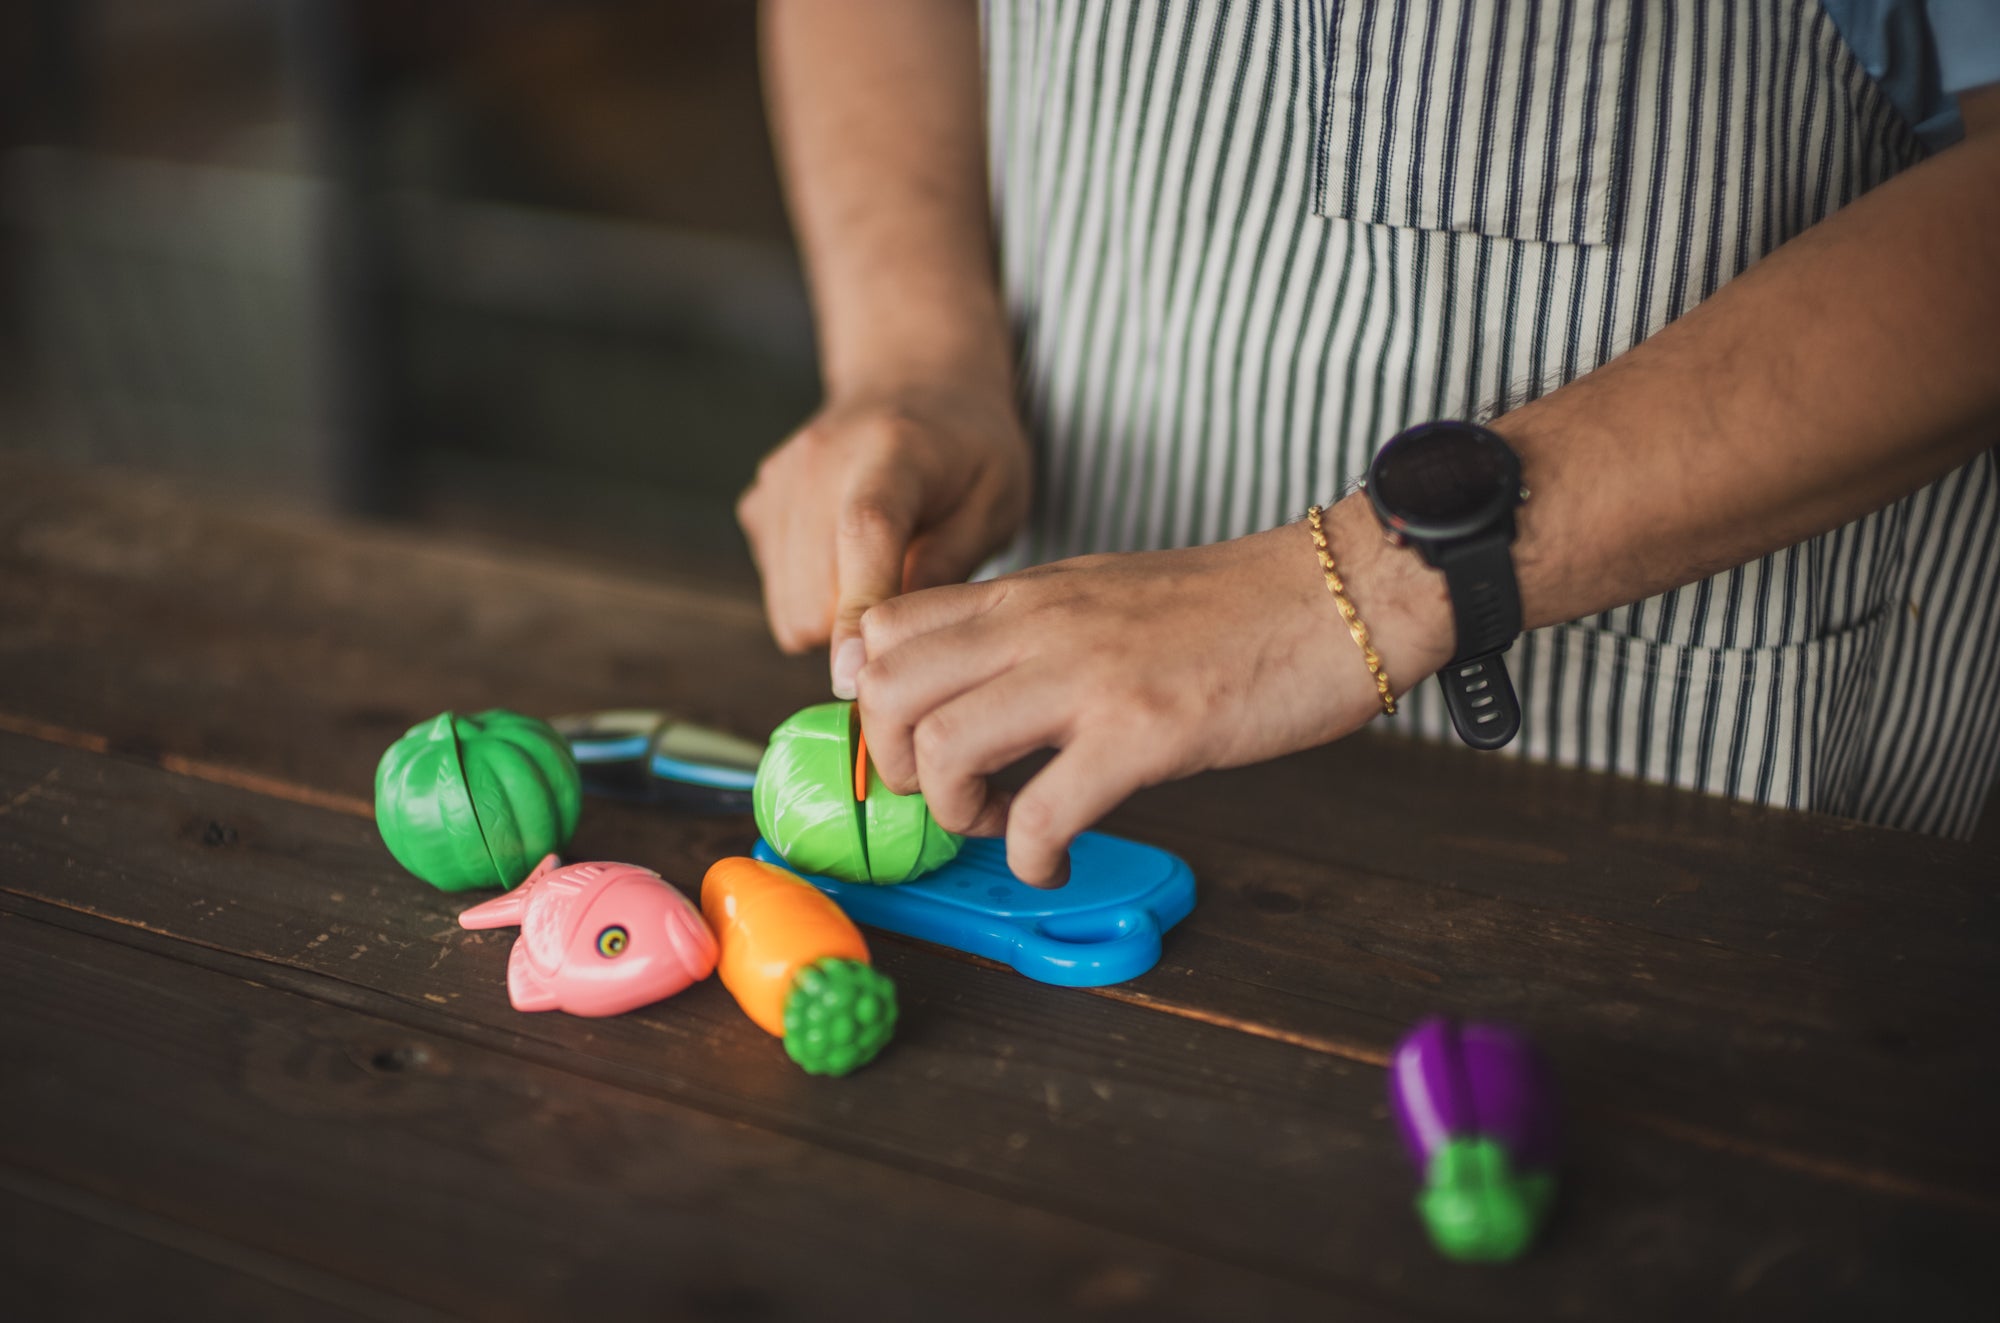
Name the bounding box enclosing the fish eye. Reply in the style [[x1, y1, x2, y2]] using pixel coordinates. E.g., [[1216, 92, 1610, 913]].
[[596, 925, 629, 957]]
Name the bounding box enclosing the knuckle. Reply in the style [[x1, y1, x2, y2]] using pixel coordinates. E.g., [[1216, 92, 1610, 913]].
[[861, 407, 921, 445], [1006, 790, 1058, 844], [1020, 590, 1079, 630], [1094, 693, 1185, 769], [854, 661, 906, 723], [852, 656, 884, 702], [768, 601, 830, 655], [858, 600, 901, 651], [793, 419, 836, 452], [1127, 684, 1181, 724], [926, 781, 977, 834], [753, 445, 793, 486], [1025, 575, 1108, 620], [838, 498, 900, 545], [787, 617, 830, 654], [912, 710, 958, 771], [933, 799, 979, 836]]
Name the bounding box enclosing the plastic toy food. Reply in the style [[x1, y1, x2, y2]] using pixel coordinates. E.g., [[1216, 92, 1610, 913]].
[[376, 710, 582, 892], [753, 701, 961, 884], [1389, 1017, 1559, 1263], [459, 855, 717, 1016], [701, 856, 898, 1076]]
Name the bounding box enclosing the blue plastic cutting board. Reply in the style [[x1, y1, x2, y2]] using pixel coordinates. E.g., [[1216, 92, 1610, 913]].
[[751, 832, 1196, 988]]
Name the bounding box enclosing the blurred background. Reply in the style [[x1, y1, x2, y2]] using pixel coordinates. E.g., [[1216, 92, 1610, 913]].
[[0, 0, 816, 590]]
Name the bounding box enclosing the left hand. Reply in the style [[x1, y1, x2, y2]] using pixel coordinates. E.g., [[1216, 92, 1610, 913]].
[[853, 496, 1453, 885]]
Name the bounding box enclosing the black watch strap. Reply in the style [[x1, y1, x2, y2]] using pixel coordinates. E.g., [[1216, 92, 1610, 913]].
[[1437, 652, 1520, 750], [1434, 534, 1522, 660], [1432, 534, 1523, 750]]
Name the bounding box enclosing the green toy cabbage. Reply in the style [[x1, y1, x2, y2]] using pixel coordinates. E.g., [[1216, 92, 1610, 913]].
[[374, 710, 581, 891], [753, 701, 961, 884]]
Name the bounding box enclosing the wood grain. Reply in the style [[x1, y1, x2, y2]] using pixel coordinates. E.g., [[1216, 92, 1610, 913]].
[[2, 733, 1990, 1319], [1, 1170, 404, 1323], [3, 455, 1993, 1200], [5, 454, 1997, 1318], [0, 908, 1357, 1323]]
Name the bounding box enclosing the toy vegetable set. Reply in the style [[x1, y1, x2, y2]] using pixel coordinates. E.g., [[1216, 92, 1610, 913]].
[[371, 701, 1009, 1077], [373, 702, 1559, 1254]]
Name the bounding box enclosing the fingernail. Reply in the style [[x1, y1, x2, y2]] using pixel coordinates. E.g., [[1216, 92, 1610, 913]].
[[831, 638, 865, 700]]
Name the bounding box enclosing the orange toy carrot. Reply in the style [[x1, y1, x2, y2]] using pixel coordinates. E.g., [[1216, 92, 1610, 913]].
[[700, 857, 898, 1076]]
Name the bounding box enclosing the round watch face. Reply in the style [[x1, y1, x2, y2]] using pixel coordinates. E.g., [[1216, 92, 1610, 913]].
[[1367, 423, 1520, 540]]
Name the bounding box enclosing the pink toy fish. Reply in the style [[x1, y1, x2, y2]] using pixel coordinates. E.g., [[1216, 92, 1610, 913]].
[[458, 854, 717, 1016]]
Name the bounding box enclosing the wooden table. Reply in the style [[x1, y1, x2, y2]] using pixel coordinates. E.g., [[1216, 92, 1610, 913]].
[[2, 456, 1994, 1321]]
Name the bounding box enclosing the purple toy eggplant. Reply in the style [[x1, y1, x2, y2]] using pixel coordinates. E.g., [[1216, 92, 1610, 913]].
[[1389, 1017, 1558, 1262]]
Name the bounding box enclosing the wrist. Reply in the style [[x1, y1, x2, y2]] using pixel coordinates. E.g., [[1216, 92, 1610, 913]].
[[818, 370, 1031, 466], [826, 365, 1018, 419], [1321, 494, 1455, 694], [1483, 409, 1580, 637], [818, 282, 1017, 411], [824, 353, 1019, 427]]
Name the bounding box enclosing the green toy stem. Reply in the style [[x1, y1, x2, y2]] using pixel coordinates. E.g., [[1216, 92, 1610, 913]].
[[1416, 1137, 1554, 1263], [781, 958, 898, 1077]]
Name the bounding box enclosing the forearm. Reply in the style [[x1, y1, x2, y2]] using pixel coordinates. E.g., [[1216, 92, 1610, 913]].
[[1489, 94, 2000, 634], [761, 0, 1013, 402]]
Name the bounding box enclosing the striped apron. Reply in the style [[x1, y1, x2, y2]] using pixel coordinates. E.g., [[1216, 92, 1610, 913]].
[[982, 0, 2000, 837]]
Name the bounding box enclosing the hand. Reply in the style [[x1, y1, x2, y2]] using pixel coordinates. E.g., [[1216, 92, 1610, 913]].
[[737, 385, 1033, 696], [853, 497, 1454, 885]]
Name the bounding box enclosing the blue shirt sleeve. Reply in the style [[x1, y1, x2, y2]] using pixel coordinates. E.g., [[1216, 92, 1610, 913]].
[[1820, 0, 2000, 151], [1931, 0, 2000, 97]]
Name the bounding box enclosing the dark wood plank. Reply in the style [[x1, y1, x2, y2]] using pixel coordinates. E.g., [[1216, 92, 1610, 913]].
[[1124, 746, 1998, 990], [1087, 802, 2000, 1198], [577, 792, 2000, 1206], [0, 909, 1344, 1323], [1, 1170, 398, 1323], [2, 734, 1989, 1320], [0, 452, 814, 782], [3, 456, 1994, 1204]]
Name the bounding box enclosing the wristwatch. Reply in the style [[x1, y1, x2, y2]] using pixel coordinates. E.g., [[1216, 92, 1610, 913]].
[[1361, 421, 1529, 751]]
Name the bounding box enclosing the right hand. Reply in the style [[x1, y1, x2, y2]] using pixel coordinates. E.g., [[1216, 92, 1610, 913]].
[[737, 385, 1033, 697]]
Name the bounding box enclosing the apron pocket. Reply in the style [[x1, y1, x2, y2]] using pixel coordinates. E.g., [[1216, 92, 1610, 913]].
[[1313, 0, 1634, 245]]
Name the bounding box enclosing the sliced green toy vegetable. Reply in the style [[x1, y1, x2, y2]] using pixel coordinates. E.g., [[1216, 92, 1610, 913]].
[[753, 700, 961, 884], [374, 709, 581, 891]]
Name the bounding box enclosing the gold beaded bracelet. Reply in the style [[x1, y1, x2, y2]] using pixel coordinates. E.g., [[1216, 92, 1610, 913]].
[[1305, 505, 1396, 717]]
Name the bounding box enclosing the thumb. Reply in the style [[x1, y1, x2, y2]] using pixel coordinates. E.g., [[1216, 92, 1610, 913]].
[[903, 470, 1026, 592], [831, 467, 922, 698]]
